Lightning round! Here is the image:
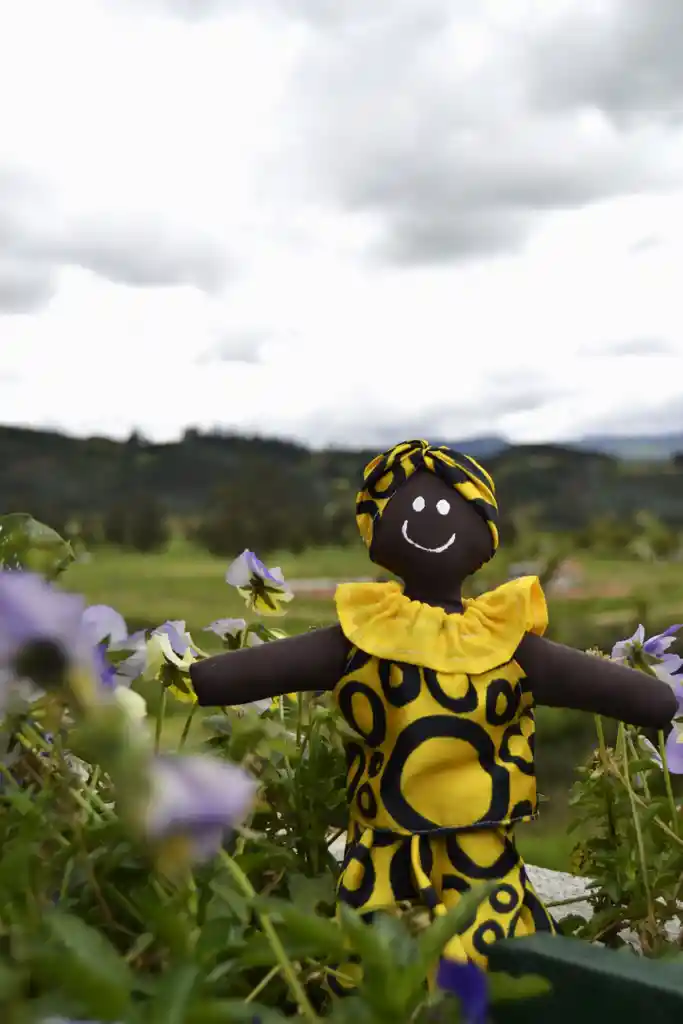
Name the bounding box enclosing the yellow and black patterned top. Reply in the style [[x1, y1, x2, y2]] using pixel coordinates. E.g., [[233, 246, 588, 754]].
[[333, 576, 547, 835]]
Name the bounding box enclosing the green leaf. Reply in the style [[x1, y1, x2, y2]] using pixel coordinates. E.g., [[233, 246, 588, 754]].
[[287, 872, 337, 913], [336, 904, 388, 972], [209, 880, 252, 924], [415, 882, 496, 970], [253, 896, 348, 956], [148, 964, 201, 1024], [184, 1000, 290, 1024], [0, 512, 75, 578], [36, 910, 134, 1018], [488, 970, 551, 1002], [627, 758, 659, 774], [0, 960, 21, 1000]]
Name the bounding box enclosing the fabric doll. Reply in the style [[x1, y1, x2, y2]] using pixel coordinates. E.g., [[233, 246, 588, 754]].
[[190, 440, 677, 983]]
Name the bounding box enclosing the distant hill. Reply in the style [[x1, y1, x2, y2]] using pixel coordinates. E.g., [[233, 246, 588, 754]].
[[571, 433, 683, 461], [0, 423, 682, 536], [444, 433, 683, 462]]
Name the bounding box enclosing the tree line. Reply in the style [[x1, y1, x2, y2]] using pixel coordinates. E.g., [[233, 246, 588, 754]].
[[2, 424, 683, 557]]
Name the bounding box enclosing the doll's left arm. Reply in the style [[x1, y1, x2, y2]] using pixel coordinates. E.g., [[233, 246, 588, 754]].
[[515, 632, 677, 729]]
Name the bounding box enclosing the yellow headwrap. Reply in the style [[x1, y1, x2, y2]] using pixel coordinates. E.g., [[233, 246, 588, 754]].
[[355, 439, 499, 552]]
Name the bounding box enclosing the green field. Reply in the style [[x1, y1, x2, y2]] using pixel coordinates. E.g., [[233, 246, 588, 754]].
[[62, 543, 683, 874], [64, 543, 362, 642]]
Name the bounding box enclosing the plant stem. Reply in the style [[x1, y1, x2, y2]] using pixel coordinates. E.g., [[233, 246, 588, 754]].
[[545, 890, 599, 909], [618, 725, 654, 921], [178, 705, 198, 750], [245, 964, 280, 1003], [155, 688, 167, 753], [220, 851, 318, 1022], [658, 729, 679, 836]]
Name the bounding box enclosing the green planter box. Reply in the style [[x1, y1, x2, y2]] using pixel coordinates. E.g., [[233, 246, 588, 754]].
[[489, 934, 683, 1024]]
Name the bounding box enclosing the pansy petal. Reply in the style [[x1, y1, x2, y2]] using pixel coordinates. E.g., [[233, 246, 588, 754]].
[[225, 551, 252, 588], [638, 735, 664, 768], [81, 604, 128, 647], [665, 727, 683, 775], [436, 957, 488, 1024], [204, 618, 247, 638], [244, 550, 275, 582], [145, 754, 257, 862]]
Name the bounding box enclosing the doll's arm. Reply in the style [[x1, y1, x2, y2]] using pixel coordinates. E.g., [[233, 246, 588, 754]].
[[515, 632, 677, 729], [189, 625, 351, 707]]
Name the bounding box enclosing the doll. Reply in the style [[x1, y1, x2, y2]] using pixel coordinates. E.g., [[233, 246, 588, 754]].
[[190, 440, 677, 982]]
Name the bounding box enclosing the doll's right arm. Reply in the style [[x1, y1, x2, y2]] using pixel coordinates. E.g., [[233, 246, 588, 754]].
[[189, 624, 351, 706]]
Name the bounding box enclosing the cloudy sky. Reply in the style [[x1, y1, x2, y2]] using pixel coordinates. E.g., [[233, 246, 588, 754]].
[[1, 0, 683, 449]]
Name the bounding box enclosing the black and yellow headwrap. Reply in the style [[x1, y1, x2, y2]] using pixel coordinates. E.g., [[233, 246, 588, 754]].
[[355, 439, 499, 552]]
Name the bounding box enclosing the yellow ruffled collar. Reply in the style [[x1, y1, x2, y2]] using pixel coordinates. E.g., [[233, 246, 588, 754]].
[[335, 576, 547, 675]]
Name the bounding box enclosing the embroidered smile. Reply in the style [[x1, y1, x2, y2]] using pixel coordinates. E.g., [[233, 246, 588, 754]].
[[401, 520, 456, 554]]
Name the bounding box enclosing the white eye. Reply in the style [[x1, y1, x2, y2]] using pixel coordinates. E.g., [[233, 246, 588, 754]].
[[412, 495, 426, 512], [436, 499, 450, 516]]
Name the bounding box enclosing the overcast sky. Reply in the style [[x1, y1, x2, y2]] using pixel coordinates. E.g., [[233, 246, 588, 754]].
[[1, 0, 683, 449]]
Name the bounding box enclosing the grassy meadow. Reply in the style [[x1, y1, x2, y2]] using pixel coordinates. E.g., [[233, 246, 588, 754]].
[[62, 540, 683, 874]]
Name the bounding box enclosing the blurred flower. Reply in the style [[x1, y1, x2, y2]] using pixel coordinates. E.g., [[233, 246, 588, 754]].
[[81, 604, 128, 648], [638, 735, 664, 770], [225, 550, 293, 616], [436, 956, 489, 1024], [0, 571, 92, 697], [93, 643, 116, 689], [113, 685, 147, 721], [638, 682, 683, 776], [145, 754, 256, 864], [664, 725, 683, 775]]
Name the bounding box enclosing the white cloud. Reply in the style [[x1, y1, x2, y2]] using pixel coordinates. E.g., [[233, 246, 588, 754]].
[[0, 0, 682, 448]]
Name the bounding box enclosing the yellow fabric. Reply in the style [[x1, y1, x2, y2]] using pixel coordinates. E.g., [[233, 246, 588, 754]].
[[327, 822, 556, 996], [355, 438, 499, 552], [335, 575, 547, 675], [332, 577, 547, 835]]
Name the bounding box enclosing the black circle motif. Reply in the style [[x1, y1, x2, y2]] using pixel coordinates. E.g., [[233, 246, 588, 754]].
[[423, 667, 478, 714], [485, 677, 521, 726], [489, 883, 520, 914], [499, 721, 535, 775], [445, 830, 520, 881], [378, 659, 422, 708], [338, 681, 387, 748], [356, 783, 379, 820], [380, 714, 510, 832], [344, 647, 373, 676], [345, 741, 366, 801], [338, 839, 377, 910], [368, 751, 384, 778], [472, 920, 506, 957]]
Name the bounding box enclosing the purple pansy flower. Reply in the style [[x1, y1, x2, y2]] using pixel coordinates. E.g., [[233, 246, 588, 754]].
[[93, 644, 116, 689], [145, 754, 257, 862], [436, 957, 489, 1024], [204, 617, 247, 639], [80, 604, 128, 648], [612, 624, 682, 674], [153, 620, 197, 657], [0, 571, 90, 691], [664, 726, 683, 775], [225, 550, 293, 617], [226, 550, 282, 587]]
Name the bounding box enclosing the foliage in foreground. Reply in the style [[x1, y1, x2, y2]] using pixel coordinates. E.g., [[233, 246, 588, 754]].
[[1, 513, 683, 1021]]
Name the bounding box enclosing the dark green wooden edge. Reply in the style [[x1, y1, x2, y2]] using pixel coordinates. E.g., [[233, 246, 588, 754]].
[[488, 934, 683, 1024]]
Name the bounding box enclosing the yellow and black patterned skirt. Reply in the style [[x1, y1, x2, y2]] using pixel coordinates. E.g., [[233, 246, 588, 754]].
[[328, 821, 556, 996]]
